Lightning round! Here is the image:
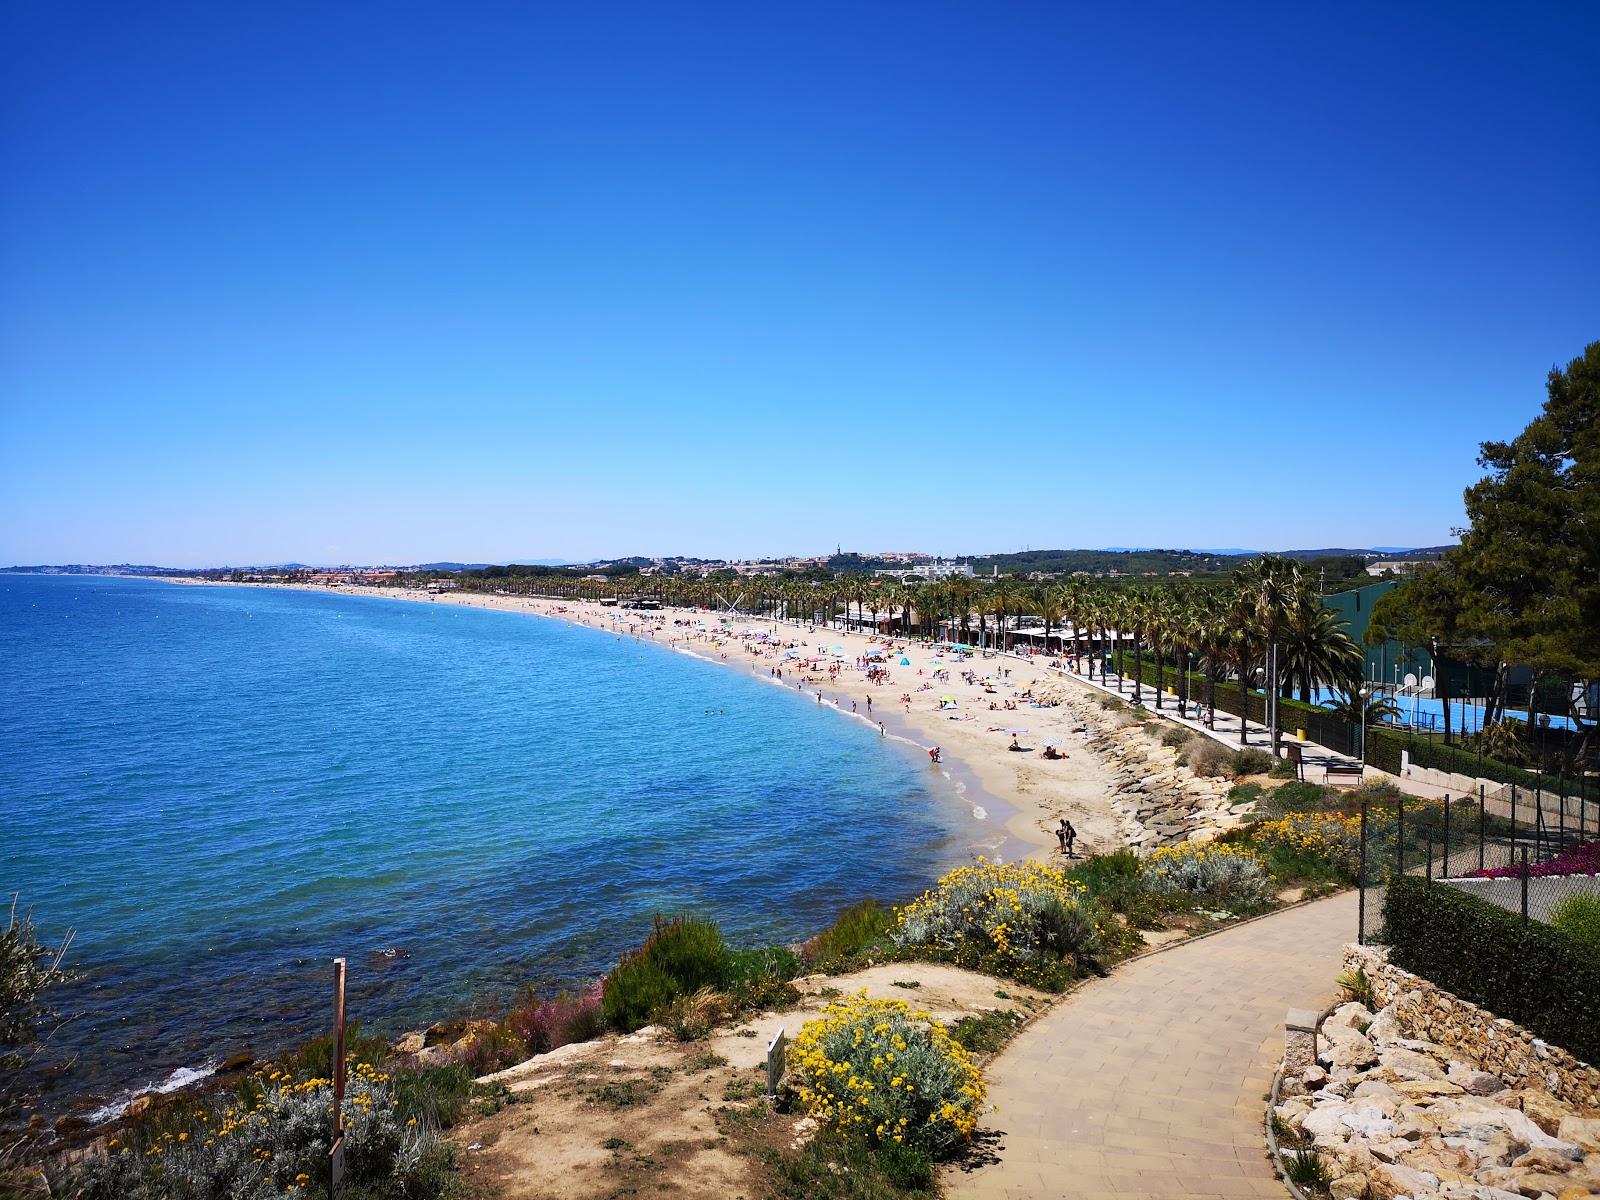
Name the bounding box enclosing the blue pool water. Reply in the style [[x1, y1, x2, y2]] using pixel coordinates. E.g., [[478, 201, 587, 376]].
[[0, 575, 974, 1115]]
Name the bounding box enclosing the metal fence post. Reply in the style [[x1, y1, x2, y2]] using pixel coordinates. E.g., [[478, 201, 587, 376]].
[[1443, 795, 1451, 879], [1397, 795, 1405, 877], [1509, 787, 1517, 863], [1520, 847, 1530, 923], [1426, 832, 1434, 882], [1478, 784, 1486, 873], [1357, 797, 1368, 944]]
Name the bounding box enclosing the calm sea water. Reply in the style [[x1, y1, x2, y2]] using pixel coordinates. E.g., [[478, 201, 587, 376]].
[[0, 575, 974, 1116]]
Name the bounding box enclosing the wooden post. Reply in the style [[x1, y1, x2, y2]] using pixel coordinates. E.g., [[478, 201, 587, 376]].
[[330, 958, 347, 1198], [1357, 798, 1368, 944]]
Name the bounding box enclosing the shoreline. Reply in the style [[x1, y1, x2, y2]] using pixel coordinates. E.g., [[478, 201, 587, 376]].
[[41, 574, 1231, 1134], [167, 577, 1133, 861]]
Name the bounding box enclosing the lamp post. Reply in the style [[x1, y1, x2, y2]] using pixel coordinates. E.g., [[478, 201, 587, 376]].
[[1359, 684, 1371, 772]]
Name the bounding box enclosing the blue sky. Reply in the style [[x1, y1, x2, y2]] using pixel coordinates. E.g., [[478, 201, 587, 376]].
[[2, 2, 1596, 566]]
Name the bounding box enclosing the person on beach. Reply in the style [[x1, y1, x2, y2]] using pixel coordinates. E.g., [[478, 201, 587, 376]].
[[928, 746, 941, 764], [1057, 818, 1077, 857], [879, 722, 885, 736]]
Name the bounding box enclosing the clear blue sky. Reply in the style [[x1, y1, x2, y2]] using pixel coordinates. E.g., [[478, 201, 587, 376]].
[[2, 2, 1596, 566]]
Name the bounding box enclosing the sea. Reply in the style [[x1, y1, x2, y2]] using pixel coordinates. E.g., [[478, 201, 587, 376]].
[[0, 574, 981, 1119]]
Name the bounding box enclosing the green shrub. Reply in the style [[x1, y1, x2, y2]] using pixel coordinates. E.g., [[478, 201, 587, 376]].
[[725, 944, 802, 1010], [1283, 1148, 1331, 1191], [641, 915, 729, 992], [1335, 966, 1376, 1008], [1551, 894, 1600, 953], [1068, 850, 1165, 930], [1228, 749, 1274, 777], [602, 957, 681, 1032], [806, 900, 894, 967], [1268, 758, 1299, 780], [601, 915, 730, 1032], [763, 1129, 935, 1199], [947, 1009, 1023, 1056], [1383, 877, 1600, 1064], [1069, 849, 1141, 893], [1227, 782, 1265, 807], [388, 1063, 477, 1128], [1158, 725, 1190, 748], [1268, 781, 1331, 812]]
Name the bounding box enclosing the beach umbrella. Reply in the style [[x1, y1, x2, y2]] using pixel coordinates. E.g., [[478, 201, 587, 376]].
[[940, 695, 955, 704], [899, 657, 910, 666], [1003, 727, 1029, 734]]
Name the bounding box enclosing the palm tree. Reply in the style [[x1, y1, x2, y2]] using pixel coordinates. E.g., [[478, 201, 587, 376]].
[[1281, 585, 1364, 703], [1323, 685, 1401, 727], [1034, 584, 1065, 662], [1146, 589, 1179, 712], [1224, 588, 1264, 745], [1125, 591, 1149, 705], [1241, 556, 1300, 754]]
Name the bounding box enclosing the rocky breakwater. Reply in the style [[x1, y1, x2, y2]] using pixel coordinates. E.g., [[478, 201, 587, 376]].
[[1275, 998, 1600, 1199], [1040, 684, 1252, 850]]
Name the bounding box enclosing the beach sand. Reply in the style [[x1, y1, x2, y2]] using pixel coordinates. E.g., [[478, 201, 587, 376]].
[[171, 580, 1133, 863]]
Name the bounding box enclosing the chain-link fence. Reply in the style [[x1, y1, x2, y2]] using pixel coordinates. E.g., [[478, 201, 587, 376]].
[[1357, 784, 1600, 942]]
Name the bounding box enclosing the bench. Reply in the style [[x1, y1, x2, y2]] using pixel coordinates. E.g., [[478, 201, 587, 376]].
[[1323, 763, 1365, 788]]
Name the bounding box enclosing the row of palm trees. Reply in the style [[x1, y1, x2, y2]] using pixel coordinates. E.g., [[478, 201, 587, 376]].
[[440, 556, 1368, 750]]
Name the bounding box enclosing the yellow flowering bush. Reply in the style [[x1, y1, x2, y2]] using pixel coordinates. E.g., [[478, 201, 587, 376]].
[[791, 990, 984, 1157], [1253, 812, 1361, 877], [1141, 841, 1270, 906], [893, 858, 1099, 983], [72, 1057, 443, 1198]]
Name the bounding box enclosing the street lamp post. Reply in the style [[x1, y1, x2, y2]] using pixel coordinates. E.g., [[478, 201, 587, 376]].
[[1359, 684, 1371, 774]]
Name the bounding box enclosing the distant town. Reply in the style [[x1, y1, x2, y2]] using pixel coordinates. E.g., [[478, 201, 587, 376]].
[[4, 545, 1450, 588]]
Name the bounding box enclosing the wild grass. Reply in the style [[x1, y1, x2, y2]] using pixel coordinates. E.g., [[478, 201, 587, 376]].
[[763, 1130, 935, 1198], [946, 1009, 1023, 1056], [602, 915, 729, 1032], [804, 900, 896, 969]]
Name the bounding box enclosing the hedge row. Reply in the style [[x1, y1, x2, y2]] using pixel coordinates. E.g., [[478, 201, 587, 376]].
[[1382, 875, 1600, 1065], [1092, 655, 1359, 754], [1379, 731, 1596, 801]]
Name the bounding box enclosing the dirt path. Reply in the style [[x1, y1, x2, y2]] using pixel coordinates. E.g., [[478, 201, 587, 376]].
[[944, 891, 1359, 1200]]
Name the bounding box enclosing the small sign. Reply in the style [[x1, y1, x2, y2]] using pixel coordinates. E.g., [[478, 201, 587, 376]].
[[766, 1027, 787, 1103], [329, 1135, 346, 1198]]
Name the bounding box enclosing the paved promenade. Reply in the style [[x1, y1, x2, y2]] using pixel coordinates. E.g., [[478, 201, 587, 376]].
[[945, 891, 1359, 1200]]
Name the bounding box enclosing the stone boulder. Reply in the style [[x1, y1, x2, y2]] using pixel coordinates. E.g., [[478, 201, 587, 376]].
[[1446, 1062, 1507, 1097], [1520, 1088, 1577, 1137], [1322, 1022, 1380, 1070], [1558, 1115, 1600, 1154], [1368, 1161, 1441, 1199], [1381, 1046, 1450, 1082]]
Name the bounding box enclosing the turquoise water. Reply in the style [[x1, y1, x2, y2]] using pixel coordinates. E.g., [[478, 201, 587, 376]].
[[0, 575, 973, 1116]]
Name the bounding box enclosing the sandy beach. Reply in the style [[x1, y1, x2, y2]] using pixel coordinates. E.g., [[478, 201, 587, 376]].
[[170, 579, 1139, 862]]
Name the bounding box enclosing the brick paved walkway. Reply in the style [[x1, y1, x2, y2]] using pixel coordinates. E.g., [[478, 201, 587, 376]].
[[945, 891, 1359, 1200]]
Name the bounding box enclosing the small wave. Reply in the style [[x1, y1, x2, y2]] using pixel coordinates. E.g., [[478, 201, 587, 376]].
[[86, 1062, 217, 1125], [970, 805, 988, 821]]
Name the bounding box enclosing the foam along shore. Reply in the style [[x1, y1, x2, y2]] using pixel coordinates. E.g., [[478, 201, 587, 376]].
[[168, 579, 1132, 861]]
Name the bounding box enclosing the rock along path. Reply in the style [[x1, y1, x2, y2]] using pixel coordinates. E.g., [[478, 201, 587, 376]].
[[945, 890, 1359, 1200]]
